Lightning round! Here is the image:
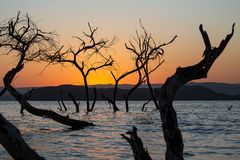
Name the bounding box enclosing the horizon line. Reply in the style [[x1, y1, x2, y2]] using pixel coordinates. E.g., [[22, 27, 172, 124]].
[[1, 81, 240, 89]]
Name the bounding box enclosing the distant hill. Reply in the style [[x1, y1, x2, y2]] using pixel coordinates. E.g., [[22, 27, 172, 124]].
[[1, 83, 240, 101], [188, 82, 240, 95], [175, 85, 240, 100]]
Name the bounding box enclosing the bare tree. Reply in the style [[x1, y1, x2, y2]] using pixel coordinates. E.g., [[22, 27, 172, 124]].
[[0, 12, 94, 129], [122, 24, 235, 160], [45, 23, 115, 113], [122, 23, 176, 111], [158, 23, 234, 159], [122, 62, 145, 112], [68, 92, 80, 113]]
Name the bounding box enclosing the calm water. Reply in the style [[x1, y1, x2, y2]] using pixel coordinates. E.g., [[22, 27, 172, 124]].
[[0, 101, 239, 160]]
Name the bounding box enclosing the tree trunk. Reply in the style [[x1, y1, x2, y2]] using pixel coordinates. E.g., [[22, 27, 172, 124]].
[[90, 87, 97, 112], [68, 92, 80, 113], [121, 126, 152, 160], [0, 113, 45, 160], [4, 64, 94, 129], [158, 24, 234, 159], [142, 99, 151, 112], [83, 76, 91, 112], [145, 64, 159, 110], [0, 88, 6, 96], [111, 81, 120, 112]]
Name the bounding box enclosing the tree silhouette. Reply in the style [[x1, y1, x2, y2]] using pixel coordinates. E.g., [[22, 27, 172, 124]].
[[0, 12, 94, 129], [122, 23, 235, 160], [123, 23, 176, 111], [45, 23, 115, 113], [158, 23, 234, 159], [0, 113, 45, 160]]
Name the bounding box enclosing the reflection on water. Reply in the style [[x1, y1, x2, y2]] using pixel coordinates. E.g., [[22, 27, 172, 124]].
[[0, 101, 240, 159]]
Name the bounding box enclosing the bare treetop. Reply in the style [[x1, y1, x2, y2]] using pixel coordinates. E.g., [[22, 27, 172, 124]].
[[0, 12, 57, 62], [44, 23, 116, 74], [125, 22, 177, 66], [42, 22, 116, 112]]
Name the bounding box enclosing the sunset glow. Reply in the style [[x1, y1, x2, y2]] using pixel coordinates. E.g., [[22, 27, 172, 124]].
[[1, 0, 240, 87]]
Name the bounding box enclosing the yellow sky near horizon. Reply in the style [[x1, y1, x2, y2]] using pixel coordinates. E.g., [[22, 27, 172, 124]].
[[0, 0, 240, 87]]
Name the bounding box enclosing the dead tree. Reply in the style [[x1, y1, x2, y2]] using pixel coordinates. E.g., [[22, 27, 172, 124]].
[[91, 86, 97, 112], [142, 99, 151, 112], [121, 24, 234, 160], [123, 22, 176, 111], [68, 92, 80, 113], [106, 23, 176, 112], [121, 126, 152, 160], [123, 53, 145, 112], [158, 24, 235, 159], [59, 90, 68, 111], [109, 69, 140, 112], [44, 23, 115, 113], [57, 100, 63, 112], [0, 87, 6, 96], [0, 12, 94, 129], [20, 88, 36, 114], [0, 113, 45, 160]]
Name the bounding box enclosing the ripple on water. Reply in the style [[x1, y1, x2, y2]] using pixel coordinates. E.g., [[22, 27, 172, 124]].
[[0, 100, 240, 159]]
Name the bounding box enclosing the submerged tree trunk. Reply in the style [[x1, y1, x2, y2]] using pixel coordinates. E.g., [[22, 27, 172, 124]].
[[90, 87, 97, 112], [121, 126, 152, 160], [0, 113, 45, 160], [83, 76, 91, 112], [104, 80, 120, 112], [4, 64, 94, 129], [158, 24, 234, 159], [68, 92, 80, 113], [123, 81, 143, 112], [112, 81, 120, 112]]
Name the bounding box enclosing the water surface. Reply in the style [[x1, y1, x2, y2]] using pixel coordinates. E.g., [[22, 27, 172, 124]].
[[0, 101, 239, 159]]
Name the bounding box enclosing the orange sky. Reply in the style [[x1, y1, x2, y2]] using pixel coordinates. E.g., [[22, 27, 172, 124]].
[[0, 0, 240, 87]]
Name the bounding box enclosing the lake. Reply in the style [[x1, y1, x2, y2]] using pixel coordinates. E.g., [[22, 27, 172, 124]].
[[0, 101, 240, 160]]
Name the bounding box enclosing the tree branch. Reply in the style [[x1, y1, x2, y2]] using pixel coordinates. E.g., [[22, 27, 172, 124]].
[[0, 113, 45, 160], [158, 24, 235, 159], [121, 126, 152, 160]]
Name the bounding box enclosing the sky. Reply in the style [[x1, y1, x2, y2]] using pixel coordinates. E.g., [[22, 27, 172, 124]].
[[0, 0, 240, 87]]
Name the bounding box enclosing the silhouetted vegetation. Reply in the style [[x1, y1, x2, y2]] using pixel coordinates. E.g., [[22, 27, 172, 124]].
[[0, 12, 93, 126], [121, 126, 152, 160], [0, 12, 235, 160], [137, 23, 234, 159], [44, 23, 115, 113], [0, 113, 45, 160], [104, 22, 176, 112], [123, 22, 176, 111]]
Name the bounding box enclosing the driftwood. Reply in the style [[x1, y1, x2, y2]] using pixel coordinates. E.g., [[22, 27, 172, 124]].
[[0, 113, 45, 160], [121, 126, 152, 160], [158, 24, 235, 159]]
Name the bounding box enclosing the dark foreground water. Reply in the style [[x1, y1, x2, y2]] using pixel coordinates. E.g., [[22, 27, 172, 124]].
[[0, 101, 239, 160]]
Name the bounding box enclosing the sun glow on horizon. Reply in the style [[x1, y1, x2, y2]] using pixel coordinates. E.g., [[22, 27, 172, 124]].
[[0, 0, 240, 87]]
